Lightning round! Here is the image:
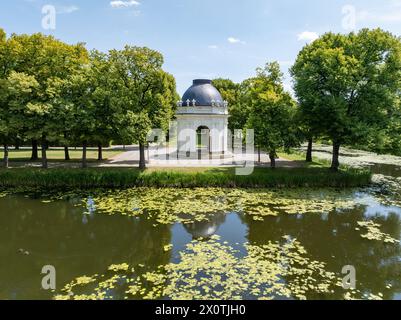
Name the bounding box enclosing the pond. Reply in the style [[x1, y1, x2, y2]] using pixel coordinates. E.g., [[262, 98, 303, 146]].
[[0, 162, 400, 300]]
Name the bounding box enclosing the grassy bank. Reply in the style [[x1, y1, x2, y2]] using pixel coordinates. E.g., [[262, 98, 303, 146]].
[[0, 167, 372, 189], [0, 148, 122, 162]]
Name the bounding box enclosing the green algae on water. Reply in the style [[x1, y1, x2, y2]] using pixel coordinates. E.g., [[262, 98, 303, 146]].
[[78, 188, 357, 225], [54, 235, 387, 301]]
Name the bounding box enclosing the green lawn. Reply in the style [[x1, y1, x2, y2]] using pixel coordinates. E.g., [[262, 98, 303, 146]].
[[278, 151, 332, 168], [0, 148, 122, 162]]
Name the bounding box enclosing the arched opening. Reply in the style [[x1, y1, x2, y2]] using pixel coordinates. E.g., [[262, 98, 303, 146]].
[[196, 126, 211, 158]]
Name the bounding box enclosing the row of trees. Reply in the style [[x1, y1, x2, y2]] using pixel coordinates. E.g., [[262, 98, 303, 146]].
[[1, 28, 400, 171], [0, 29, 177, 169], [214, 28, 401, 170]]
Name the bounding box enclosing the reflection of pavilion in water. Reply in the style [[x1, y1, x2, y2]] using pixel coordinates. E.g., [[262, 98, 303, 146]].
[[182, 213, 226, 239]]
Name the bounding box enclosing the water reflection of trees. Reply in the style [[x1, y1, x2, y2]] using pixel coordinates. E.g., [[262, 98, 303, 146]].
[[243, 205, 401, 300], [0, 196, 172, 300]]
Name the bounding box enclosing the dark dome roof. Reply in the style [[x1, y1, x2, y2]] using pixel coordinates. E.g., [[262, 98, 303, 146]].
[[182, 79, 223, 106]]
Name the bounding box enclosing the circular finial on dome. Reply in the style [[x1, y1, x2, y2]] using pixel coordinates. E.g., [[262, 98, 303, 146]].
[[182, 79, 223, 107]]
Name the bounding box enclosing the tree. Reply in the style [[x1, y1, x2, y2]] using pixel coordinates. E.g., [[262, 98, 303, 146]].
[[50, 50, 119, 167], [84, 50, 124, 161], [213, 78, 253, 134], [0, 29, 19, 167], [109, 46, 177, 169], [359, 95, 401, 156], [294, 104, 319, 162], [291, 29, 401, 171], [212, 79, 243, 132], [0, 72, 39, 167], [58, 69, 97, 169], [384, 98, 401, 155], [246, 62, 297, 168], [8, 32, 88, 168], [0, 29, 11, 167], [0, 29, 5, 43]]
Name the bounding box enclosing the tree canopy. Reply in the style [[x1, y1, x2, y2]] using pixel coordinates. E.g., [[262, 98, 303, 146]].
[[291, 28, 401, 170], [246, 62, 298, 168], [1, 26, 401, 171], [108, 46, 177, 169], [212, 79, 247, 133], [0, 29, 177, 169]]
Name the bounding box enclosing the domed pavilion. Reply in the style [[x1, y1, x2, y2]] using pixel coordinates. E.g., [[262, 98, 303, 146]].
[[176, 79, 229, 158]]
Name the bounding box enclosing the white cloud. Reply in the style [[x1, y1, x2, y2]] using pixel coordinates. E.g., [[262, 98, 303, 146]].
[[227, 37, 245, 44], [110, 0, 140, 8], [297, 31, 319, 42], [208, 45, 218, 49]]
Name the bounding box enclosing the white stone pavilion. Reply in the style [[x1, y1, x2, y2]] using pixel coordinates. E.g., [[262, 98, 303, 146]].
[[176, 79, 229, 158]]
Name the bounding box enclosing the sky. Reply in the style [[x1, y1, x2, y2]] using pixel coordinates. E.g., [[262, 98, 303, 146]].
[[1, 0, 401, 95]]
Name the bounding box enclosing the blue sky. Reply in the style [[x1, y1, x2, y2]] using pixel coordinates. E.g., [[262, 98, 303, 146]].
[[1, 0, 401, 94]]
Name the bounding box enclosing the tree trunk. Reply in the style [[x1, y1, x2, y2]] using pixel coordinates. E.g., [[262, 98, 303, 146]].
[[166, 140, 170, 160], [269, 150, 276, 169], [139, 143, 146, 170], [63, 133, 70, 161], [3, 144, 9, 168], [15, 141, 20, 150], [64, 146, 70, 161], [31, 139, 38, 161], [82, 141, 88, 169], [306, 138, 313, 162], [41, 137, 48, 169], [97, 144, 103, 161], [331, 142, 341, 172], [258, 146, 261, 163]]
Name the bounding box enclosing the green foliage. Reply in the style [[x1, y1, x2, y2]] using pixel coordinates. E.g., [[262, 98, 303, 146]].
[[291, 29, 401, 168], [0, 28, 5, 43], [2, 26, 401, 172], [0, 31, 89, 168], [54, 235, 343, 300], [9, 32, 88, 141], [0, 71, 39, 143], [246, 62, 298, 166], [355, 99, 401, 156], [212, 78, 250, 132], [108, 46, 177, 167], [73, 50, 118, 146], [109, 46, 176, 143], [0, 30, 177, 169]]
